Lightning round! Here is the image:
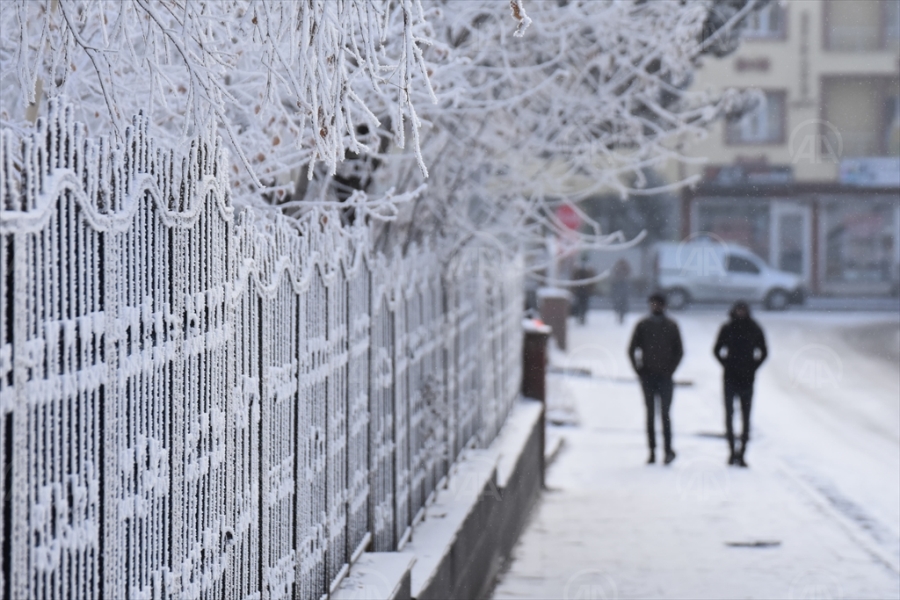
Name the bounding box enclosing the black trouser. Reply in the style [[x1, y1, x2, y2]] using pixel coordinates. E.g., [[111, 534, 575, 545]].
[[640, 374, 673, 451], [724, 380, 753, 453], [574, 292, 590, 323]]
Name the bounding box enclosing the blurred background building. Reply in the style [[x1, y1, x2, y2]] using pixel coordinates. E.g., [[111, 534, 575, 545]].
[[674, 0, 900, 296]]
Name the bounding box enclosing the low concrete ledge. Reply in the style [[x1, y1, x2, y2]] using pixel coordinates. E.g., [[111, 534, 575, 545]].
[[407, 398, 544, 600], [332, 552, 416, 600]]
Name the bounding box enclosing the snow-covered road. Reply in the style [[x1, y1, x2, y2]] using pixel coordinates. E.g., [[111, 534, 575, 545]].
[[492, 308, 900, 599]]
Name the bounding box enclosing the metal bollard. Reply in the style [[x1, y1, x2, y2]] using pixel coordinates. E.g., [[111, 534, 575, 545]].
[[522, 319, 551, 402], [522, 318, 551, 487], [536, 287, 570, 351]]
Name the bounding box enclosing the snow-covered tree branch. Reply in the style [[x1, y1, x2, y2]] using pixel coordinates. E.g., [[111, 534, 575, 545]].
[[358, 0, 767, 269], [1, 0, 436, 197], [1, 0, 766, 264]]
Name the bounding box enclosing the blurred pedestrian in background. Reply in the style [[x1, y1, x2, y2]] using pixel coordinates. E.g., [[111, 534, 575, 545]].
[[610, 258, 631, 324], [714, 301, 768, 468], [628, 293, 684, 465], [571, 256, 596, 325]]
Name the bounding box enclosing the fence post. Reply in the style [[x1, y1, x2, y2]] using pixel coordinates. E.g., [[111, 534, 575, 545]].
[[521, 318, 550, 487], [536, 288, 570, 351], [521, 320, 551, 403]]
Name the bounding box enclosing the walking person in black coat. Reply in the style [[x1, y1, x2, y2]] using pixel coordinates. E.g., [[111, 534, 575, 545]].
[[714, 301, 768, 467], [628, 293, 684, 465]]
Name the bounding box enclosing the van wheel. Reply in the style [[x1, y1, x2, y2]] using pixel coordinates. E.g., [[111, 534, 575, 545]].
[[765, 289, 789, 311], [666, 288, 690, 310]]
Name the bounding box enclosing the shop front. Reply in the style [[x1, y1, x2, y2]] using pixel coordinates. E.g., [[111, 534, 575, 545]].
[[683, 184, 899, 296]]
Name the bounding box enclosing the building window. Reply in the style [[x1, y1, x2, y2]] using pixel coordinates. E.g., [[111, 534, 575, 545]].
[[884, 0, 900, 49], [886, 95, 900, 157], [822, 198, 897, 285], [694, 199, 771, 261], [822, 77, 900, 157], [743, 2, 787, 40], [825, 0, 900, 51], [725, 91, 786, 145]]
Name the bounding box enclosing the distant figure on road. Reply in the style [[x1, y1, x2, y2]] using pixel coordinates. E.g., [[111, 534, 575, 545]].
[[571, 258, 596, 325], [714, 301, 768, 468], [610, 258, 631, 324], [628, 293, 684, 465]]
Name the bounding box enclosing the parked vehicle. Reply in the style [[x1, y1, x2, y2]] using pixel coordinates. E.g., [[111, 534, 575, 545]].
[[651, 241, 805, 310]]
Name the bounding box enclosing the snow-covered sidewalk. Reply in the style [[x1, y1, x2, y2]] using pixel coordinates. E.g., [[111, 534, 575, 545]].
[[493, 309, 900, 599]]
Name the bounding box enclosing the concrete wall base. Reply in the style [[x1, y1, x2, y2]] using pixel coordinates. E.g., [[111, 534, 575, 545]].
[[332, 552, 416, 600], [409, 398, 544, 600], [332, 398, 543, 600]]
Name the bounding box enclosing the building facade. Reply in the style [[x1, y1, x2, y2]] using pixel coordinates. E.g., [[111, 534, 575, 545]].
[[676, 0, 900, 296]]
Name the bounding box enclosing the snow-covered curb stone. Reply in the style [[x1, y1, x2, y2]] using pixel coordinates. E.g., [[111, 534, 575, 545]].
[[331, 553, 416, 600]]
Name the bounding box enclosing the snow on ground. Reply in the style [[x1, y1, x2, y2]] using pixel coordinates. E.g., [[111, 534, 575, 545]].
[[493, 308, 900, 599]]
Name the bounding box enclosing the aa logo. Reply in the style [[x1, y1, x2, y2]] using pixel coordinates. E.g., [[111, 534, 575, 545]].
[[565, 343, 628, 381], [790, 120, 842, 165], [675, 233, 727, 278], [445, 470, 502, 502], [789, 569, 844, 599], [675, 457, 731, 503], [789, 345, 843, 390], [563, 569, 618, 600], [338, 568, 394, 600]]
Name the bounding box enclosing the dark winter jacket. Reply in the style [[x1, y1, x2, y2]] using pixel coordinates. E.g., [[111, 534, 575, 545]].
[[713, 316, 768, 387], [628, 314, 684, 378]]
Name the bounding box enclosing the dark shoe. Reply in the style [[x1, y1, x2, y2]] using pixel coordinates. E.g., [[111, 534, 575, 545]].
[[663, 449, 676, 465], [647, 450, 656, 464], [737, 455, 748, 468], [728, 453, 737, 466]]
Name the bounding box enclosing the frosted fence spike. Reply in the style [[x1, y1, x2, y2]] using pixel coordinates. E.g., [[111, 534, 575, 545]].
[[1, 102, 524, 600]]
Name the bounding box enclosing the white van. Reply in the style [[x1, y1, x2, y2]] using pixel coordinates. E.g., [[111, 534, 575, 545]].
[[651, 240, 805, 310]]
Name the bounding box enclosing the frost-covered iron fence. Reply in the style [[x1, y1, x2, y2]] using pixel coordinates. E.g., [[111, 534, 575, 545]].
[[0, 102, 523, 600]]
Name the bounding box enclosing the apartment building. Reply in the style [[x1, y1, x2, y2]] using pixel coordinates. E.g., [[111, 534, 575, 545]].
[[677, 0, 900, 296]]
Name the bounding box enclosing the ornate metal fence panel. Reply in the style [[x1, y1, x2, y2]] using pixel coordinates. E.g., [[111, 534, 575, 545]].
[[325, 261, 349, 585], [501, 259, 525, 422], [449, 251, 482, 458], [346, 255, 370, 559], [405, 273, 426, 522], [420, 275, 447, 503], [391, 292, 412, 548], [368, 282, 395, 552], [0, 102, 525, 600], [227, 219, 263, 600], [1, 105, 109, 600]]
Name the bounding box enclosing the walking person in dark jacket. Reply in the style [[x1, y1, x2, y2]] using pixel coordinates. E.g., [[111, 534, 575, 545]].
[[628, 293, 684, 465], [714, 301, 768, 467]]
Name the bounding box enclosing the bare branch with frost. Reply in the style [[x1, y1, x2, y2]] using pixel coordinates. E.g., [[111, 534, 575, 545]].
[[0, 0, 436, 198]]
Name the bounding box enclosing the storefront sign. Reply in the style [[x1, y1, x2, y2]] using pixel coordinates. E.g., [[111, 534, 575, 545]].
[[839, 158, 900, 187], [704, 164, 793, 187]]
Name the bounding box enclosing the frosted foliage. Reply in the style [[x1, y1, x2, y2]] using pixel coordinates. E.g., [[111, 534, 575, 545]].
[[0, 101, 523, 599], [2, 1, 764, 238], [0, 0, 436, 195], [363, 0, 763, 260]]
